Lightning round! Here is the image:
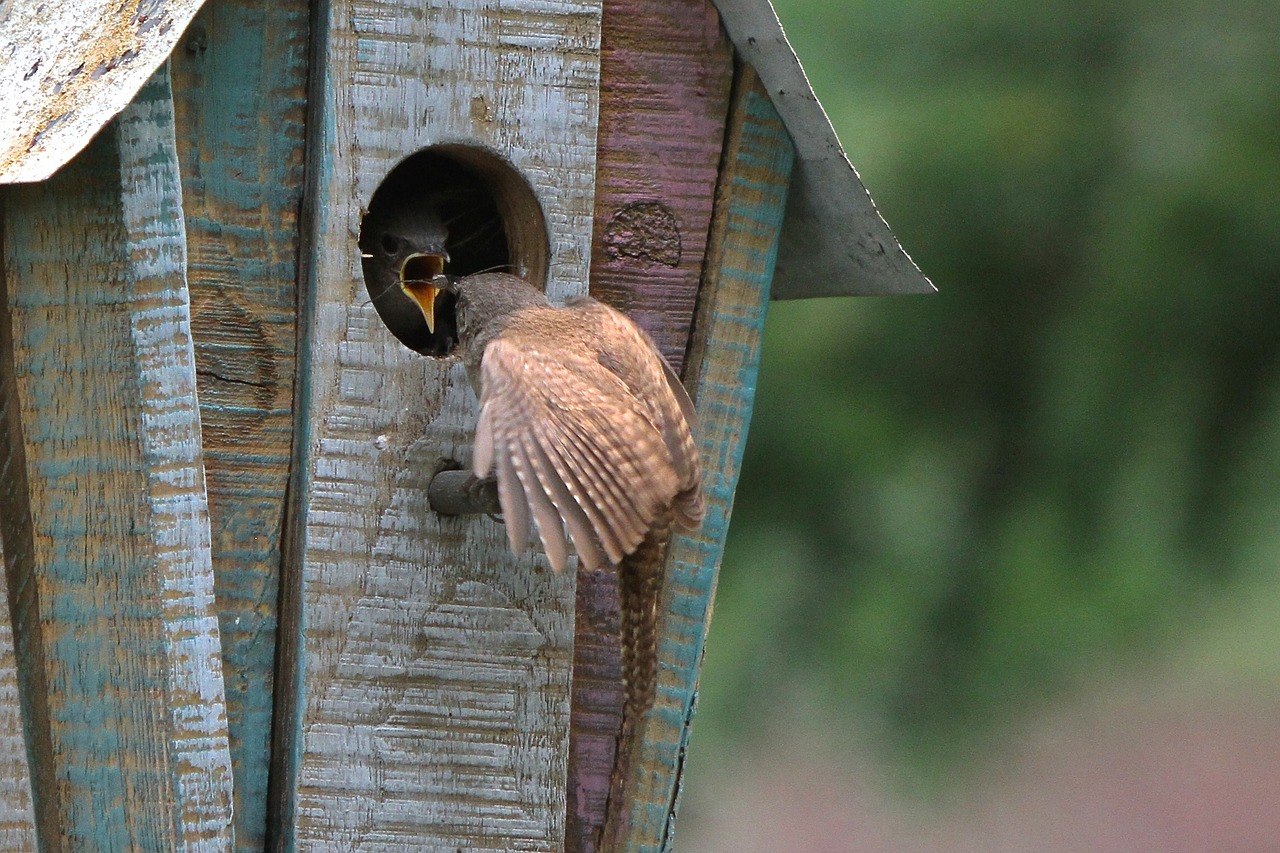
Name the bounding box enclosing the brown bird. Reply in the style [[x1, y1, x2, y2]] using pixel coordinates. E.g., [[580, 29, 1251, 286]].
[[364, 195, 700, 845], [397, 268, 705, 716]]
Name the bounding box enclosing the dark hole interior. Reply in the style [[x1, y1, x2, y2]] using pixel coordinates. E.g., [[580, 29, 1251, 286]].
[[360, 149, 514, 357]]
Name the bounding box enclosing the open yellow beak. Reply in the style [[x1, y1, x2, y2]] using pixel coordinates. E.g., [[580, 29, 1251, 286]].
[[399, 252, 448, 334]]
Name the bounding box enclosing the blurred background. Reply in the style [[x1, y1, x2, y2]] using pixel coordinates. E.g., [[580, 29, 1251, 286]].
[[678, 0, 1280, 850]]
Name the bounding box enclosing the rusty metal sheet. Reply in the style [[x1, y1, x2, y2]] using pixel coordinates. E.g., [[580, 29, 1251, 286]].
[[713, 0, 935, 297], [0, 0, 207, 184]]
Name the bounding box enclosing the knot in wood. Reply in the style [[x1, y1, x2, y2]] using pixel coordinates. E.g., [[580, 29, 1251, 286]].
[[602, 201, 681, 268]]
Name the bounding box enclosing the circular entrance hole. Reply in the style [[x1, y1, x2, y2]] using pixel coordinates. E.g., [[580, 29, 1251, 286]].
[[359, 146, 549, 356]]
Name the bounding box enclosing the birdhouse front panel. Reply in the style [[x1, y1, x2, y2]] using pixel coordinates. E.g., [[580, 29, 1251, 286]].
[[274, 0, 603, 849]]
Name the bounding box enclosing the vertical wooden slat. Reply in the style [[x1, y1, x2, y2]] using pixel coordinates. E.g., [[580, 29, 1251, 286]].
[[0, 212, 58, 851], [0, 66, 234, 851], [620, 64, 794, 852], [588, 0, 734, 367], [170, 3, 309, 849], [571, 0, 733, 848], [273, 0, 602, 849], [0, 539, 38, 851]]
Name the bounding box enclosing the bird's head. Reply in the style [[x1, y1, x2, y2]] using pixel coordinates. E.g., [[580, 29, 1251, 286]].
[[360, 203, 459, 354], [363, 217, 449, 330], [410, 273, 548, 359], [360, 197, 540, 358]]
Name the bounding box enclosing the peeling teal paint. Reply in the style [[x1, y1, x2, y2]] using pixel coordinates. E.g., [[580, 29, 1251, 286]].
[[623, 74, 794, 852]]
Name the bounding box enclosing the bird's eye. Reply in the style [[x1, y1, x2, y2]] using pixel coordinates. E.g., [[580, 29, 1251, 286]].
[[381, 234, 400, 255]]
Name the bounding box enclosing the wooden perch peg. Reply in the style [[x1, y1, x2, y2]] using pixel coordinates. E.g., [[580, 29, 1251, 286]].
[[427, 469, 503, 517]]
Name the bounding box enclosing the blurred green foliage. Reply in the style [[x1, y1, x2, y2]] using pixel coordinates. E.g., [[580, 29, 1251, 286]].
[[697, 0, 1280, 770]]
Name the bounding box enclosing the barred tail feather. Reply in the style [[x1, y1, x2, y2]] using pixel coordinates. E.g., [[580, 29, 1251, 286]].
[[617, 514, 672, 716], [602, 515, 672, 850]]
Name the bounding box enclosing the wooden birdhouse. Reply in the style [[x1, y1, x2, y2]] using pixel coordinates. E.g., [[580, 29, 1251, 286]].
[[0, 0, 930, 850]]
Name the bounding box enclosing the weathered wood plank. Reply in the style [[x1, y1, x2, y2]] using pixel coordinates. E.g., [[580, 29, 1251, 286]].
[[588, 0, 734, 367], [273, 0, 602, 849], [0, 539, 38, 852], [170, 4, 309, 849], [0, 219, 59, 850], [619, 63, 793, 852], [0, 65, 234, 851], [571, 0, 733, 848]]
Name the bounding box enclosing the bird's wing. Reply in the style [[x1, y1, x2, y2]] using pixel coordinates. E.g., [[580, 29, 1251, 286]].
[[473, 335, 682, 573], [569, 298, 705, 530]]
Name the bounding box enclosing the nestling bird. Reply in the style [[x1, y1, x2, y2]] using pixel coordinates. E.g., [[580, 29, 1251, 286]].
[[359, 185, 507, 357], [361, 196, 706, 714]]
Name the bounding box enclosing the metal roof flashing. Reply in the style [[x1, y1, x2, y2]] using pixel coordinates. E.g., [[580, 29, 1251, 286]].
[[713, 0, 934, 298], [0, 0, 207, 185]]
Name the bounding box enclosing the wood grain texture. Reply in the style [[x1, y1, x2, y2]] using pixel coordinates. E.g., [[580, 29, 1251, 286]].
[[619, 64, 793, 852], [0, 539, 38, 852], [170, 3, 309, 848], [570, 1, 733, 849], [0, 66, 234, 851], [0, 211, 59, 851], [588, 0, 733, 367], [274, 1, 602, 849]]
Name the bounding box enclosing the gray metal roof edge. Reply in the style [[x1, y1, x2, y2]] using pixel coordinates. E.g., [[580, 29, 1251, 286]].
[[0, 0, 208, 185], [712, 0, 935, 298]]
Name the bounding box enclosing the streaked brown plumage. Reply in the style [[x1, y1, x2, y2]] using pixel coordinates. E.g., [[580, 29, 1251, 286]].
[[405, 271, 704, 715]]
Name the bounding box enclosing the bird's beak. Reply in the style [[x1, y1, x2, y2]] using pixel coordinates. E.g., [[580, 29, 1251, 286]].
[[399, 252, 449, 334]]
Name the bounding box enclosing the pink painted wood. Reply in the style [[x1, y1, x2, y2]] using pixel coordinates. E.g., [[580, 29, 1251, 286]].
[[571, 1, 734, 849], [587, 0, 734, 369]]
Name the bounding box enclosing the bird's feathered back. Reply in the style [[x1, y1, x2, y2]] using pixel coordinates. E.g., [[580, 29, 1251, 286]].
[[460, 273, 703, 573]]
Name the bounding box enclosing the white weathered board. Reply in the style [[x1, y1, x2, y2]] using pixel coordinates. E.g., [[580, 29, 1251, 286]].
[[275, 0, 602, 849]]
